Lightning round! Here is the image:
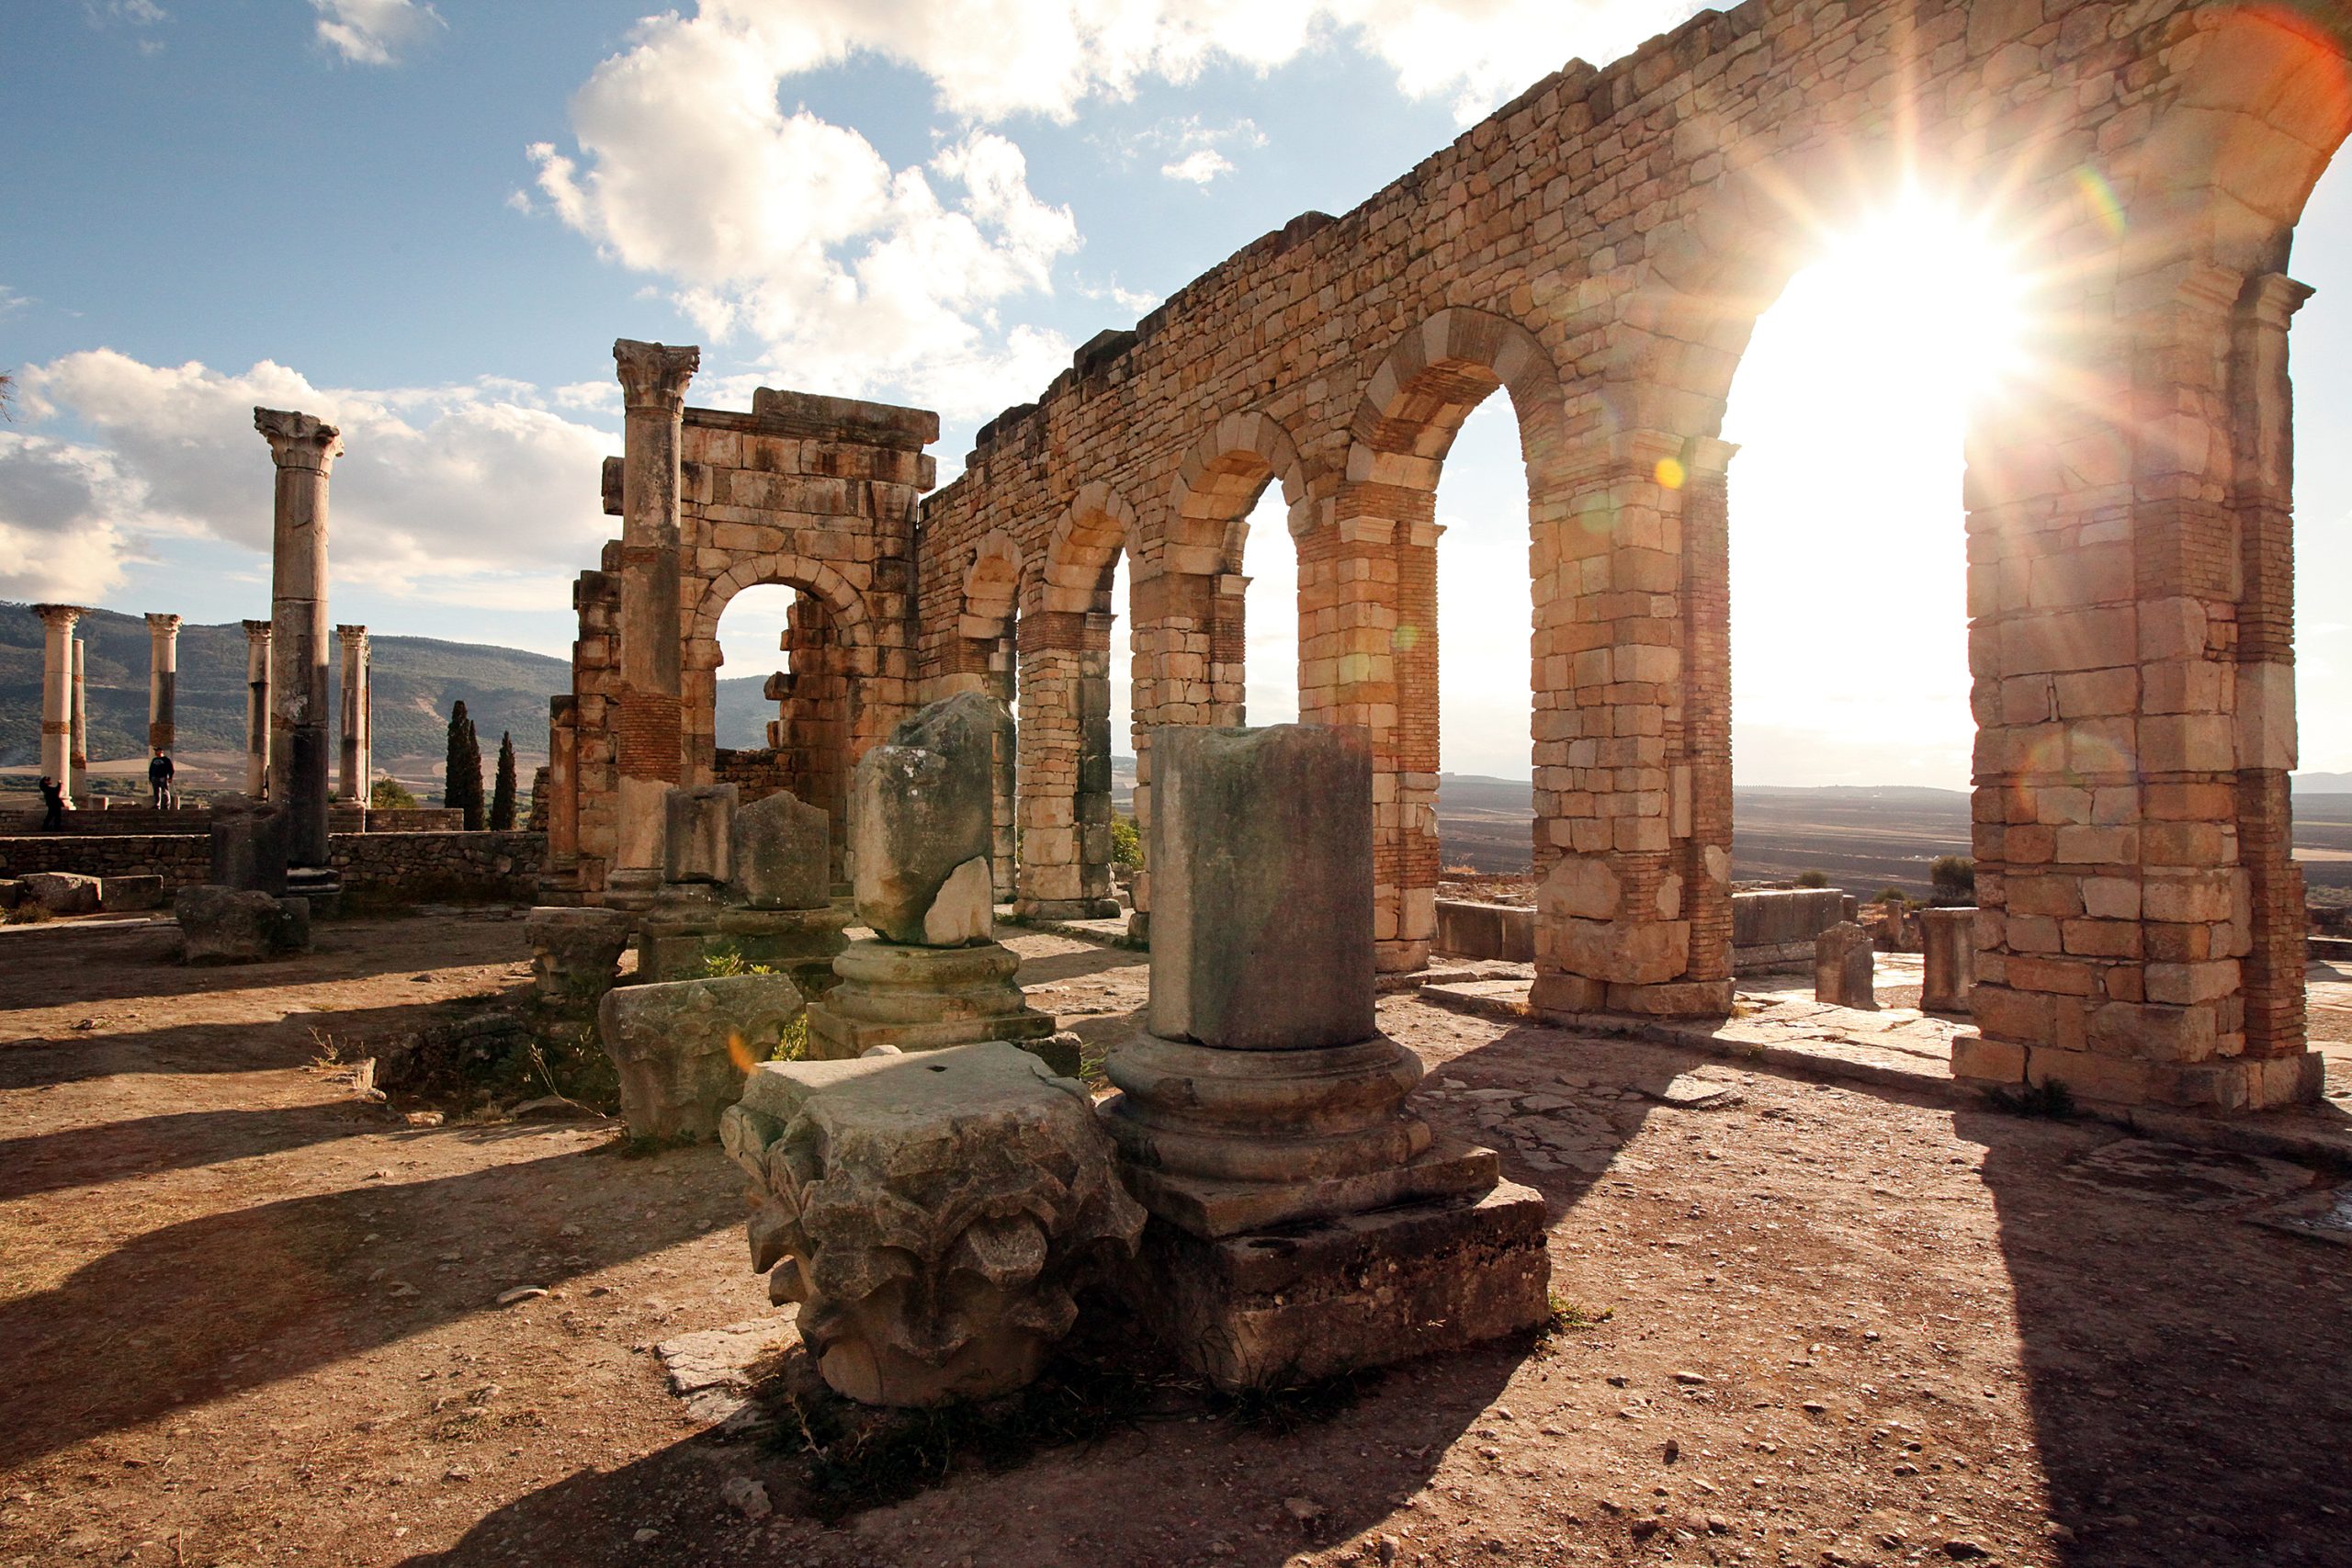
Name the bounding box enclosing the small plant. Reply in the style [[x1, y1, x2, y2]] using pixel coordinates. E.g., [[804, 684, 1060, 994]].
[[1876, 886, 1908, 905], [4, 902, 54, 926], [1984, 1077, 2075, 1119], [1793, 870, 1830, 889], [1533, 1293, 1615, 1350], [772, 1011, 810, 1063], [1930, 854, 1976, 904], [1209, 1368, 1378, 1434], [1110, 813, 1145, 869], [370, 775, 419, 810]]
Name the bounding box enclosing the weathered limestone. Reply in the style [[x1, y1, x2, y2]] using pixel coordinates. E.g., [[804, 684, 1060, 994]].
[[1102, 725, 1549, 1387], [102, 874, 164, 912], [848, 692, 1003, 944], [597, 972, 805, 1139], [1919, 908, 1976, 1014], [255, 408, 342, 868], [69, 639, 87, 806], [242, 620, 272, 797], [720, 1041, 1144, 1406], [208, 793, 289, 896], [336, 624, 370, 802], [1815, 922, 1878, 1011], [729, 788, 830, 910], [663, 784, 737, 886], [20, 872, 100, 916], [175, 886, 311, 963], [608, 338, 700, 896], [525, 906, 634, 1011], [145, 614, 181, 759], [808, 694, 1056, 1060], [31, 605, 84, 809], [1433, 899, 1536, 964], [1732, 888, 1852, 974]]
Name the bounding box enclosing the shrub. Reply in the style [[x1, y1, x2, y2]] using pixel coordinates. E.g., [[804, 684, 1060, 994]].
[[1876, 886, 1909, 905], [1110, 813, 1144, 869], [1793, 870, 1829, 889], [370, 776, 419, 810], [1930, 855, 1975, 904]]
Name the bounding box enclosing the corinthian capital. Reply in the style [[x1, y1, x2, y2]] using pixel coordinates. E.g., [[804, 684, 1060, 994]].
[[254, 407, 345, 471], [614, 339, 700, 413], [31, 603, 90, 630], [145, 612, 184, 634]]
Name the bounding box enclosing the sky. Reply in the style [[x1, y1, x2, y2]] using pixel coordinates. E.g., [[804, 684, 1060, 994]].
[[4, 0, 2350, 788]]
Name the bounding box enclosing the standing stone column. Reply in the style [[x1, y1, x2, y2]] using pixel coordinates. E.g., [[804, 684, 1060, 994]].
[[242, 620, 273, 796], [336, 625, 370, 802], [69, 637, 89, 806], [145, 614, 182, 760], [610, 339, 700, 896], [31, 604, 85, 807], [254, 407, 343, 867]]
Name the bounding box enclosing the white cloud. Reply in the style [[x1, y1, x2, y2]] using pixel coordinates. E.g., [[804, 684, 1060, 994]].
[[13, 351, 615, 604], [1161, 148, 1235, 185], [311, 0, 444, 67]]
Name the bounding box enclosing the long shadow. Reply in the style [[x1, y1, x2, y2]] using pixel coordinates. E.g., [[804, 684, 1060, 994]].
[[0, 987, 537, 1092], [0, 1140, 741, 1470], [402, 1324, 1525, 1568], [0, 912, 529, 1015], [0, 1103, 382, 1203], [1969, 1109, 2352, 1564], [1013, 942, 1149, 987]]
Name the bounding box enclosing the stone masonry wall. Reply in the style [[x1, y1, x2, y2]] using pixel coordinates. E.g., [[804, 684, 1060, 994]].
[[330, 831, 546, 904]]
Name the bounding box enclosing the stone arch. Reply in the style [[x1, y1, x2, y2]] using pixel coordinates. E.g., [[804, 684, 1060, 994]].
[[683, 553, 876, 870], [1314, 307, 1566, 972], [961, 531, 1023, 639], [1014, 482, 1137, 919]]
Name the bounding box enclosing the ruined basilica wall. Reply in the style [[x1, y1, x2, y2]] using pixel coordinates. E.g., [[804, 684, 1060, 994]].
[[910, 0, 2350, 1107]]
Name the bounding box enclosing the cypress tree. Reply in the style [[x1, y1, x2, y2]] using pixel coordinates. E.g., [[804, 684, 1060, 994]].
[[444, 700, 484, 830], [490, 731, 518, 831]]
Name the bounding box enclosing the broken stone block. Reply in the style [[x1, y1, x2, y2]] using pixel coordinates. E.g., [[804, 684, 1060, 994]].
[[922, 854, 994, 945], [664, 784, 739, 885], [849, 693, 1007, 944], [1146, 724, 1375, 1051], [208, 794, 288, 895], [719, 1040, 1144, 1406], [525, 906, 634, 1012], [175, 886, 311, 963], [99, 874, 164, 912], [20, 872, 100, 916], [1919, 907, 1976, 1013], [1815, 921, 1878, 1010], [729, 789, 830, 910], [636, 904, 853, 1000], [597, 972, 805, 1140]]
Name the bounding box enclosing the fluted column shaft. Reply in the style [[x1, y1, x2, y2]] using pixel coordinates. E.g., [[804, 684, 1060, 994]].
[[243, 620, 274, 797], [337, 625, 370, 802]]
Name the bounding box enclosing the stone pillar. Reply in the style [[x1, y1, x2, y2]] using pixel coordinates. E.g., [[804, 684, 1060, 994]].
[[254, 407, 344, 866], [145, 613, 181, 758], [336, 625, 370, 802], [1920, 908, 1977, 1014], [1815, 922, 1877, 1010], [242, 620, 273, 796], [69, 637, 88, 806], [547, 694, 580, 874], [1102, 724, 1548, 1388], [609, 338, 700, 895], [31, 604, 84, 807]]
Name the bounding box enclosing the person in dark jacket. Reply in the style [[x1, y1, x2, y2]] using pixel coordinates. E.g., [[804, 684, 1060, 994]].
[[148, 751, 175, 809], [39, 775, 64, 831]]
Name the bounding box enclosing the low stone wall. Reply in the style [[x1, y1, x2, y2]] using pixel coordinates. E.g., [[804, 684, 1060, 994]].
[[2, 806, 213, 835], [0, 833, 211, 887], [1732, 888, 1855, 973], [367, 807, 467, 832], [0, 829, 547, 903], [1433, 900, 1536, 963], [330, 831, 546, 904]]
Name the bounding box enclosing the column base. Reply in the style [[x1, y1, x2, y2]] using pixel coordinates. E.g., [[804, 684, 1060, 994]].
[[1114, 1182, 1553, 1392], [1953, 1033, 2325, 1111], [805, 938, 1058, 1059]]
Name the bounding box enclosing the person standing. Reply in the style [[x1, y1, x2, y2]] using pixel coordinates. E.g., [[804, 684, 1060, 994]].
[[148, 751, 175, 809], [39, 775, 64, 831]]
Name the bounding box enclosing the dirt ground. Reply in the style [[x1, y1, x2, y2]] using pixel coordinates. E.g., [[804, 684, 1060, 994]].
[[3, 914, 2349, 1568]]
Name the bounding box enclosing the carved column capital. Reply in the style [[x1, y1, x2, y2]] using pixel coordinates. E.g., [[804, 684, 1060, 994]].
[[31, 603, 90, 630], [254, 407, 345, 471], [613, 339, 700, 412], [144, 612, 183, 634], [2245, 272, 2315, 332], [242, 618, 274, 645], [336, 623, 370, 649]]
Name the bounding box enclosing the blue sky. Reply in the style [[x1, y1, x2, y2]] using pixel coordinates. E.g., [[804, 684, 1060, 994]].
[[4, 0, 2349, 786]]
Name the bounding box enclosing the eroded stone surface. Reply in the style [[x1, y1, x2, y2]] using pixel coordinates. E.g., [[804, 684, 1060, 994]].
[[1816, 922, 1878, 1011], [525, 906, 633, 1011], [597, 972, 806, 1139], [175, 886, 311, 964], [729, 789, 830, 910], [664, 784, 738, 885], [19, 872, 99, 915], [719, 1040, 1143, 1407], [849, 694, 1005, 945]]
